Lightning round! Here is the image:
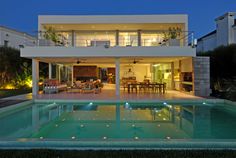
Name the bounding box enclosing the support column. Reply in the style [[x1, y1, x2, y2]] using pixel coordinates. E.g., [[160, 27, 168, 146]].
[[49, 63, 52, 79], [32, 59, 39, 97], [115, 30, 119, 46], [58, 65, 61, 83], [115, 58, 120, 99], [171, 62, 175, 90], [71, 65, 74, 86], [72, 30, 76, 47], [138, 30, 141, 46]]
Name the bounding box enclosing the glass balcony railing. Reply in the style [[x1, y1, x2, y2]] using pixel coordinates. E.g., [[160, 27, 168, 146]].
[[29, 30, 195, 48]]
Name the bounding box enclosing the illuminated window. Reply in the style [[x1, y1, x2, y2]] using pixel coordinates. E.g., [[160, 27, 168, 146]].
[[76, 32, 116, 47], [119, 32, 138, 47], [141, 32, 165, 46]]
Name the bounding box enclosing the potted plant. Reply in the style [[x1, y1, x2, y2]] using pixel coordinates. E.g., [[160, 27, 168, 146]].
[[41, 26, 68, 46], [163, 27, 182, 46]]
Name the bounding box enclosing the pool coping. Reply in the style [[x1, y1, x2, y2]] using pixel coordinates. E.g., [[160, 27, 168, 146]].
[[0, 100, 33, 114], [34, 98, 227, 104], [33, 98, 236, 107], [1, 139, 236, 150]]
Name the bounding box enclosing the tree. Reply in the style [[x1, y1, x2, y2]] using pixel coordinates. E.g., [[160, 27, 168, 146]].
[[198, 44, 236, 101]]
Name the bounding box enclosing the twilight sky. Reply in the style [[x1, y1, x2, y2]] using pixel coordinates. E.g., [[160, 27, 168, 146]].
[[0, 0, 235, 38]]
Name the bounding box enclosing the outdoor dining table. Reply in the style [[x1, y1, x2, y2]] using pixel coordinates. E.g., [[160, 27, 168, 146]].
[[127, 83, 166, 94]]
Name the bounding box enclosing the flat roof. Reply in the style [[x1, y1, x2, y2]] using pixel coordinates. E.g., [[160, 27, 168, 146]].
[[0, 25, 36, 39], [198, 30, 217, 42], [215, 12, 236, 21], [38, 14, 188, 25]]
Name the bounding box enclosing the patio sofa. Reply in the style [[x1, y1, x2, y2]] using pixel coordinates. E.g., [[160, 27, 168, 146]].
[[43, 79, 67, 94], [73, 79, 102, 94]]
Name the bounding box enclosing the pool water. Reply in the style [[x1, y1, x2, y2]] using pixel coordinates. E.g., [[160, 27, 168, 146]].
[[1, 101, 236, 141]]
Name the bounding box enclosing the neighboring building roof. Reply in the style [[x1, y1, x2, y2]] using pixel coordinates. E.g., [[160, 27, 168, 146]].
[[0, 25, 36, 40], [215, 12, 236, 21], [198, 30, 217, 42]]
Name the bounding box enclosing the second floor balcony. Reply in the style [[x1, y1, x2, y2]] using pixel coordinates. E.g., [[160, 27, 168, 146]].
[[36, 29, 195, 48]]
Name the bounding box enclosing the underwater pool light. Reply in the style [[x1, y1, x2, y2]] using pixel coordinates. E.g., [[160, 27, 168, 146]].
[[134, 136, 139, 140]]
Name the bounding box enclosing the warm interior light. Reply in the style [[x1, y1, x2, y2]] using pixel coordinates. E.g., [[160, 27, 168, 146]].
[[153, 64, 160, 67]]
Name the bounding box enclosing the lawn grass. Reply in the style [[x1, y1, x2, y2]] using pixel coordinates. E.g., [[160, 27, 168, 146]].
[[0, 89, 31, 99], [0, 150, 236, 158]]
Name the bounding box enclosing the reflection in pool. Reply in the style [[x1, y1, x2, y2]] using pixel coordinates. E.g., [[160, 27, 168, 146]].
[[1, 102, 236, 141]]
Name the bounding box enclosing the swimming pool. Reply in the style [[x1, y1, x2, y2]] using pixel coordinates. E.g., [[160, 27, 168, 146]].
[[0, 99, 236, 149]]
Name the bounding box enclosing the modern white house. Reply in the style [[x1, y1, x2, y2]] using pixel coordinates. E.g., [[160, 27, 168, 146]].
[[197, 12, 236, 53], [20, 14, 211, 99], [0, 26, 36, 49]]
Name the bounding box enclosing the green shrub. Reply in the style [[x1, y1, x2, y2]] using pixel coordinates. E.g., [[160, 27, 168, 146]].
[[198, 44, 236, 101]]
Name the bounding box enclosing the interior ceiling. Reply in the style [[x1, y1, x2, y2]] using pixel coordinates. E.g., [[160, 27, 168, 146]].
[[43, 23, 185, 31], [37, 57, 189, 64]]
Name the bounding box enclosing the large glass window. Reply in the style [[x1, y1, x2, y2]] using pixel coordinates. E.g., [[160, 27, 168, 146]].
[[141, 32, 165, 46], [119, 32, 138, 47], [76, 31, 116, 47], [152, 63, 172, 89], [54, 64, 72, 86]]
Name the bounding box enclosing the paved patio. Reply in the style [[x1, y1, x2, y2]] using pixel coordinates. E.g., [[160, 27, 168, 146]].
[[36, 84, 201, 101], [0, 84, 201, 101], [35, 90, 200, 100]]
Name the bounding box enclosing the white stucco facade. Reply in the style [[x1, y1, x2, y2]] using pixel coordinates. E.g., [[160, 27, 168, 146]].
[[38, 14, 188, 31], [197, 12, 236, 53], [0, 26, 36, 49], [20, 14, 212, 98], [21, 46, 196, 58]]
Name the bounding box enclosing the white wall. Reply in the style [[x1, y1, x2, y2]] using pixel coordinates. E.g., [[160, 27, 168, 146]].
[[216, 17, 229, 46], [216, 12, 235, 46], [181, 58, 192, 72], [120, 64, 151, 82], [21, 46, 196, 58], [174, 60, 179, 69], [38, 14, 188, 30], [198, 33, 217, 52], [0, 27, 36, 49]]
